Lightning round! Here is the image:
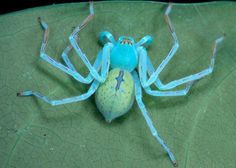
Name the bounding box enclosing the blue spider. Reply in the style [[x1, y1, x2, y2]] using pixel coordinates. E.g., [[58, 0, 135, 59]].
[[17, 2, 224, 166]]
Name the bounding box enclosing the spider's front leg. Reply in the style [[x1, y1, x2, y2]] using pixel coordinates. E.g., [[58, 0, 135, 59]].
[[138, 4, 179, 89], [38, 17, 93, 84], [139, 4, 224, 91], [17, 40, 111, 105], [69, 1, 112, 83], [38, 14, 113, 84], [61, 39, 111, 84], [138, 46, 194, 96], [144, 35, 225, 91], [145, 34, 224, 91], [132, 71, 178, 167], [99, 31, 116, 45]]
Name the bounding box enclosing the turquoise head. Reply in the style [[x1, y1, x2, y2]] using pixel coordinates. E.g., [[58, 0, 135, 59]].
[[110, 36, 138, 72]]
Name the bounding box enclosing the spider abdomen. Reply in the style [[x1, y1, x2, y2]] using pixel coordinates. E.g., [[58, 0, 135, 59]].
[[95, 68, 135, 122]]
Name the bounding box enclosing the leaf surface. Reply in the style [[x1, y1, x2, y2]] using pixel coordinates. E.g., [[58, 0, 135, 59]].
[[0, 1, 236, 168]]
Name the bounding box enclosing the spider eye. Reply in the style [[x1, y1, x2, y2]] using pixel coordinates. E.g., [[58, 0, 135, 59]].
[[118, 36, 134, 45], [120, 39, 133, 45]]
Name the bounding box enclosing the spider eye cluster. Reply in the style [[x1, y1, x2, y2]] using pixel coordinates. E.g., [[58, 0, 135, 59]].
[[120, 39, 133, 45], [118, 36, 135, 46]]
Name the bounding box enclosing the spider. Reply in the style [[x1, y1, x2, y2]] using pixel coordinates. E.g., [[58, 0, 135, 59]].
[[17, 2, 224, 166]]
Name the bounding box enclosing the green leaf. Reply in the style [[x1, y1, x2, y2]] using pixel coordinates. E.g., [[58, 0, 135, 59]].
[[0, 1, 236, 168]]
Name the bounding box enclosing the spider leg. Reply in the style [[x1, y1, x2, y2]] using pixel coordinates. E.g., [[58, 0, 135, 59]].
[[99, 31, 116, 45], [38, 17, 112, 84], [139, 4, 179, 88], [138, 46, 194, 95], [132, 70, 177, 167], [69, 2, 109, 83], [147, 35, 224, 90], [61, 45, 77, 72], [140, 4, 225, 90], [17, 80, 99, 106], [38, 17, 91, 84], [135, 35, 153, 48], [61, 43, 102, 84], [144, 80, 194, 97]]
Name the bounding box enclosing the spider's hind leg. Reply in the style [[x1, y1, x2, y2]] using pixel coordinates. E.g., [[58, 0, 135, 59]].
[[132, 71, 178, 167]]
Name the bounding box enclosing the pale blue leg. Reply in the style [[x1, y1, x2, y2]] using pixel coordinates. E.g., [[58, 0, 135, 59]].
[[17, 80, 99, 106], [135, 35, 153, 48], [138, 46, 194, 94], [69, 2, 109, 83], [139, 4, 179, 88], [61, 45, 77, 71], [139, 4, 225, 90], [132, 71, 177, 167], [38, 17, 93, 84], [100, 43, 113, 80], [61, 43, 103, 83], [39, 16, 112, 84], [146, 35, 224, 90], [144, 81, 194, 97], [99, 31, 116, 45]]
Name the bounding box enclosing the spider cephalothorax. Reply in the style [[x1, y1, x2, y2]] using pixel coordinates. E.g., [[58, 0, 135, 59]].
[[119, 36, 134, 45], [110, 36, 138, 71], [17, 2, 224, 166]]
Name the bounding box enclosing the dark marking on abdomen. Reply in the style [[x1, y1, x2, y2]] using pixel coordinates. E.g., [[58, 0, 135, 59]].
[[115, 70, 125, 91]]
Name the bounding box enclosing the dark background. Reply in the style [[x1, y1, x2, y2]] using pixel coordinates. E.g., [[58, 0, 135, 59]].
[[0, 0, 232, 15]]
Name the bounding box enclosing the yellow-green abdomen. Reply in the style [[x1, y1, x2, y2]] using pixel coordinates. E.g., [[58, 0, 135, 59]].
[[95, 68, 134, 122]]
